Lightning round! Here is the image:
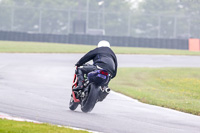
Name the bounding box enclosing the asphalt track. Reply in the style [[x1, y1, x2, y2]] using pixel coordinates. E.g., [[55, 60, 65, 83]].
[[0, 53, 200, 133]]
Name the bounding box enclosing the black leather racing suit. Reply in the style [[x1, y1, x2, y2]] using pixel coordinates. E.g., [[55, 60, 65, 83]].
[[75, 47, 117, 79]]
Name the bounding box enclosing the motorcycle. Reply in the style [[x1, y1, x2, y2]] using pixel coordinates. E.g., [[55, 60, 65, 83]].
[[69, 66, 110, 113]]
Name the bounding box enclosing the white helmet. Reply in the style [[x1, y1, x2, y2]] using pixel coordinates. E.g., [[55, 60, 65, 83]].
[[97, 40, 110, 48]]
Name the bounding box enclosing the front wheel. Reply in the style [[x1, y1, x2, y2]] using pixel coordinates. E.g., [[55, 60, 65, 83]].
[[69, 95, 79, 111], [81, 83, 100, 113]]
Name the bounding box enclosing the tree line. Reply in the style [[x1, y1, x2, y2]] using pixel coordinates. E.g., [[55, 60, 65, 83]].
[[0, 0, 199, 38]]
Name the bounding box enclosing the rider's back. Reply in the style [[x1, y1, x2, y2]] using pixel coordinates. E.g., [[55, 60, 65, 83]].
[[92, 47, 117, 78]]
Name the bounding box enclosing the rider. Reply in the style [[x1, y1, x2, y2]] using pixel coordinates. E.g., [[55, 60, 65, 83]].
[[74, 40, 118, 94]]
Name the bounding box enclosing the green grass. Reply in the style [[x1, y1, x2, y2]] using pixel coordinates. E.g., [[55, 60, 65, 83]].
[[0, 41, 200, 55], [110, 68, 200, 115], [0, 119, 89, 133], [0, 41, 96, 53]]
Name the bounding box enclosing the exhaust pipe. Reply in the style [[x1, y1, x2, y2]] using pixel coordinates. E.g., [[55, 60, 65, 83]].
[[105, 88, 111, 93]]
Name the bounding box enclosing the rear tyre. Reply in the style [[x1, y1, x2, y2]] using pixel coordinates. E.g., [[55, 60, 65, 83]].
[[81, 83, 100, 113], [69, 95, 79, 111]]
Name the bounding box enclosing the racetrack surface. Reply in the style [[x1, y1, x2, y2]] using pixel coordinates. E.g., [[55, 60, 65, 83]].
[[0, 53, 200, 133]]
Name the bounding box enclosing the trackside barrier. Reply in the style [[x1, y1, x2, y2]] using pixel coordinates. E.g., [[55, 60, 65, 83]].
[[0, 30, 189, 50], [189, 39, 200, 51]]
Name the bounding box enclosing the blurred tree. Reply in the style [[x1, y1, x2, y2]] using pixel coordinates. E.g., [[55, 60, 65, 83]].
[[0, 0, 131, 12], [0, 0, 133, 35], [0, 0, 78, 33], [134, 0, 200, 38], [176, 0, 200, 38], [0, 0, 199, 38]]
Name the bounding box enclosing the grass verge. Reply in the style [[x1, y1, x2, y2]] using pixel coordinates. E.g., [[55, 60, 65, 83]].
[[0, 119, 89, 133], [110, 67, 200, 115], [1, 41, 200, 55]]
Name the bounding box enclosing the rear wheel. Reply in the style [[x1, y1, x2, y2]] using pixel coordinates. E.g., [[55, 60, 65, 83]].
[[69, 94, 79, 111], [81, 83, 100, 113]]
